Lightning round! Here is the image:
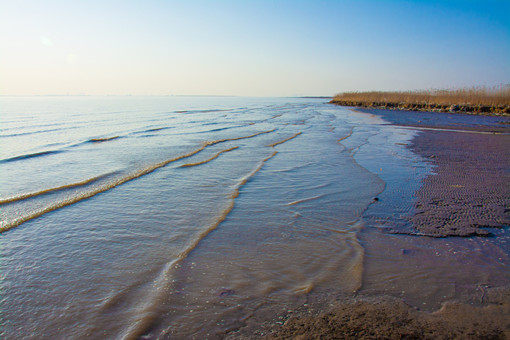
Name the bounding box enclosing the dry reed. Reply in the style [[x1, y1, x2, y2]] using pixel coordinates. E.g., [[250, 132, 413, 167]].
[[331, 86, 510, 115]]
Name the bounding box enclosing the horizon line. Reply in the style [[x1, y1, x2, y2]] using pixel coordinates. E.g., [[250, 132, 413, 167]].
[[0, 94, 334, 98]]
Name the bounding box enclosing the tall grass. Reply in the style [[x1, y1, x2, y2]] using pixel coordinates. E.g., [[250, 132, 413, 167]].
[[331, 85, 510, 107]]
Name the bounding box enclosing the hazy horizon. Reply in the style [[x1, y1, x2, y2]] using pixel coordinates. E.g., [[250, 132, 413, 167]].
[[1, 0, 509, 97]]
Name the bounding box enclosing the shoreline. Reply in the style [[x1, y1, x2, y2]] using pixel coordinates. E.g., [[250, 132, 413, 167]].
[[357, 107, 510, 237], [239, 107, 510, 339], [330, 100, 510, 116]]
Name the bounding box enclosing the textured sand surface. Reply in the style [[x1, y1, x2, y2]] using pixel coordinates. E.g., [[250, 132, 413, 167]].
[[409, 130, 510, 237], [266, 294, 510, 340], [359, 108, 510, 237]]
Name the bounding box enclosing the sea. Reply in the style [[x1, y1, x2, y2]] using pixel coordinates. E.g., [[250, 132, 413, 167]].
[[1, 96, 508, 339]]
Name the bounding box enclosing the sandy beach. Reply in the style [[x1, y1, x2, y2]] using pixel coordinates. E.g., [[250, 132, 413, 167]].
[[233, 108, 510, 339]]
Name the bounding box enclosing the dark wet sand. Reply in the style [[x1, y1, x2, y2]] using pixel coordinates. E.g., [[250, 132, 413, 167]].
[[232, 289, 510, 339], [364, 108, 510, 237], [408, 130, 510, 237], [267, 294, 510, 339], [235, 109, 510, 339]]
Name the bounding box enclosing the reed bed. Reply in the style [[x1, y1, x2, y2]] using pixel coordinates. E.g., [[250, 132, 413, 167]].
[[331, 86, 510, 115]]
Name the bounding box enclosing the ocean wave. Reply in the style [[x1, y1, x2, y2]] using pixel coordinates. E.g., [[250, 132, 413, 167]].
[[0, 171, 119, 205], [130, 126, 173, 135], [267, 132, 302, 147], [88, 136, 122, 143], [0, 129, 276, 233], [174, 109, 233, 115], [179, 146, 239, 167], [145, 127, 170, 132], [0, 127, 72, 138], [118, 150, 278, 340], [0, 150, 63, 163]]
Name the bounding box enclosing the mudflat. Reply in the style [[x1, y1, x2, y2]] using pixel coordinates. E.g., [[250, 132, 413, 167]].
[[267, 294, 510, 339], [409, 129, 510, 237], [363, 108, 510, 237]]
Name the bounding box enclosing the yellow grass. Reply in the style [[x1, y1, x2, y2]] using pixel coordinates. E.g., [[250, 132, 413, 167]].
[[332, 86, 510, 107]]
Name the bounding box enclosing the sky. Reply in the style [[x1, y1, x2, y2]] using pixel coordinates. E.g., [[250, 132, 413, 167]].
[[0, 0, 509, 96]]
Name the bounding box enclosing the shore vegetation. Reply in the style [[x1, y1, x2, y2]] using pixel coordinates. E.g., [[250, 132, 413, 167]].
[[331, 85, 510, 115]]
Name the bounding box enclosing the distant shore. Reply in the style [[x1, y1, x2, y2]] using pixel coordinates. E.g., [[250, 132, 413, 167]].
[[330, 99, 510, 117], [330, 88, 510, 116], [330, 99, 510, 116]]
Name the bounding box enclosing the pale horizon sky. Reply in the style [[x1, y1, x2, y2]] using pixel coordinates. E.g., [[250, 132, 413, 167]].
[[1, 0, 509, 97]]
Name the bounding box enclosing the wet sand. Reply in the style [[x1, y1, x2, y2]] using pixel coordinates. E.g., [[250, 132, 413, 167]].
[[365, 108, 510, 237], [238, 109, 510, 339], [267, 294, 510, 339], [232, 288, 510, 339], [408, 130, 510, 237], [350, 108, 510, 237]]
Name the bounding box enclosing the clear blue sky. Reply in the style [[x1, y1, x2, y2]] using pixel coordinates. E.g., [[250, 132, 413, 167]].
[[1, 0, 509, 96]]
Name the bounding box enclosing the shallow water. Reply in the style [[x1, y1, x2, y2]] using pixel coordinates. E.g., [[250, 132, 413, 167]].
[[0, 97, 508, 339]]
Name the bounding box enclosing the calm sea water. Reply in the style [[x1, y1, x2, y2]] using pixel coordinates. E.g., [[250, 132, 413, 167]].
[[1, 96, 508, 339]]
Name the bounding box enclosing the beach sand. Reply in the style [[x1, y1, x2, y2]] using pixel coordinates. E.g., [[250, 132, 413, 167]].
[[365, 108, 510, 237], [267, 294, 510, 339], [408, 129, 510, 237], [231, 109, 510, 339]]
